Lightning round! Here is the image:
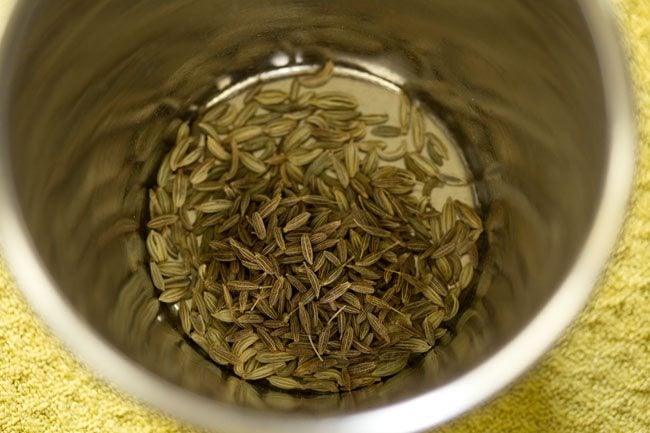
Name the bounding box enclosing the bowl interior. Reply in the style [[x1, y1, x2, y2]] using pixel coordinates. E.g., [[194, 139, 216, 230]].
[[2, 0, 611, 426]]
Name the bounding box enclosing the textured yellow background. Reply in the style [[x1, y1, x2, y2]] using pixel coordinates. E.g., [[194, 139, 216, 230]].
[[1, 1, 649, 432]]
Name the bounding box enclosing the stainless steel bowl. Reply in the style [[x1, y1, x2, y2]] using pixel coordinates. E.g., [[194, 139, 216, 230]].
[[0, 1, 635, 432]]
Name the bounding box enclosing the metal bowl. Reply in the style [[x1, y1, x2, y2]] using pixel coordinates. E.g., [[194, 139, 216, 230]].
[[0, 0, 635, 432]]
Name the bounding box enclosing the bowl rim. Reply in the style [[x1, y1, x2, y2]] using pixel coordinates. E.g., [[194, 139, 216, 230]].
[[0, 0, 636, 432]]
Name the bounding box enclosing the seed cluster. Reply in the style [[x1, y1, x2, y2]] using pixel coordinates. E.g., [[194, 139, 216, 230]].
[[146, 61, 483, 392]]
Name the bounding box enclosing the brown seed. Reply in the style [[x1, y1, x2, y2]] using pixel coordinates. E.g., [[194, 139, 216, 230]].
[[226, 149, 240, 180], [269, 226, 286, 251], [147, 214, 179, 230], [296, 91, 315, 107], [149, 262, 165, 290], [309, 232, 329, 245], [454, 200, 483, 231], [179, 301, 192, 334], [268, 375, 303, 390], [172, 173, 189, 209], [287, 148, 323, 167], [354, 220, 392, 238], [233, 101, 259, 128], [178, 146, 203, 168], [289, 78, 301, 101], [255, 253, 277, 276], [439, 173, 468, 186], [340, 326, 354, 355], [211, 275, 230, 304], [283, 212, 311, 233], [246, 363, 282, 381], [311, 127, 351, 143], [213, 214, 238, 234], [195, 199, 233, 213], [190, 312, 207, 335], [459, 263, 474, 289], [343, 142, 359, 178], [378, 140, 407, 162], [237, 313, 265, 324], [169, 136, 193, 171], [303, 380, 339, 393], [309, 92, 358, 110], [283, 109, 315, 123], [251, 211, 267, 240], [146, 230, 168, 263], [333, 189, 349, 212], [366, 313, 389, 343], [286, 274, 307, 294], [371, 125, 402, 138], [298, 303, 311, 334], [269, 277, 285, 309], [358, 114, 389, 125], [430, 242, 456, 259], [372, 356, 409, 377], [295, 357, 329, 377], [406, 152, 438, 177], [436, 256, 453, 282], [239, 152, 268, 174], [319, 281, 351, 304], [256, 327, 278, 351], [317, 323, 331, 355], [314, 369, 342, 383], [201, 104, 229, 125], [231, 334, 260, 356], [227, 280, 268, 291], [256, 351, 297, 363], [299, 59, 335, 88], [411, 105, 425, 152], [283, 124, 312, 151], [321, 109, 360, 122], [300, 233, 314, 265], [158, 287, 189, 303], [328, 152, 350, 188], [243, 83, 263, 104], [189, 158, 215, 184], [229, 125, 264, 143], [258, 194, 282, 219], [423, 309, 445, 344], [348, 362, 376, 377], [395, 338, 431, 353], [264, 118, 298, 138], [255, 89, 289, 105], [304, 266, 320, 299], [209, 347, 239, 365], [355, 250, 384, 267], [425, 131, 449, 160], [319, 264, 344, 287], [238, 290, 250, 313], [156, 188, 174, 213], [399, 92, 411, 134], [349, 282, 375, 294]]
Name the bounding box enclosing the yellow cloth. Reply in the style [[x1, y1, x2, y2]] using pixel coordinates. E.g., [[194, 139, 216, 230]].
[[1, 1, 648, 432]]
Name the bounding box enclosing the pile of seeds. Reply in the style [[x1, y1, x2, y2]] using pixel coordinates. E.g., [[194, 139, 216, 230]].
[[146, 60, 483, 393]]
